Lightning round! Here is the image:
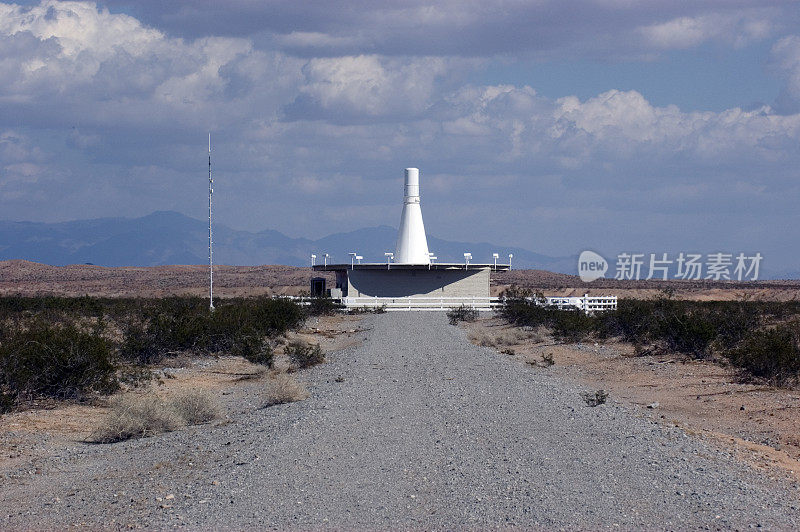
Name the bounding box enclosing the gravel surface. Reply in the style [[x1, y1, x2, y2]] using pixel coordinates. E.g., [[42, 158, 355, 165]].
[[2, 312, 799, 530]]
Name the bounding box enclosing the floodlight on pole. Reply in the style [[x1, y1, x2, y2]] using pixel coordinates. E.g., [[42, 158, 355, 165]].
[[323, 253, 329, 267], [385, 252, 394, 269], [493, 252, 499, 270], [464, 252, 472, 269], [310, 254, 316, 267], [508, 253, 513, 269], [356, 255, 363, 264], [349, 252, 357, 269]]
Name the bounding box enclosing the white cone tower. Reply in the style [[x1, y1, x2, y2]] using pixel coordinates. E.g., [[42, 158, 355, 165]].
[[395, 168, 431, 264]]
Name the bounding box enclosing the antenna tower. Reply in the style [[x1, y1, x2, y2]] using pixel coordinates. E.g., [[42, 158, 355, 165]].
[[208, 133, 214, 311]]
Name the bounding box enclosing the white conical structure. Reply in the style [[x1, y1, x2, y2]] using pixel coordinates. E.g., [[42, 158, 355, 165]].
[[395, 168, 431, 264]]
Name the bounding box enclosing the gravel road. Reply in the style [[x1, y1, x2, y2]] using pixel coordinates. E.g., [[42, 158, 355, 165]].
[[2, 312, 799, 529]]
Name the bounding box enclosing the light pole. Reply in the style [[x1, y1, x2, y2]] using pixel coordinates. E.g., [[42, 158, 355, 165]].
[[356, 255, 363, 264], [349, 252, 357, 269], [508, 253, 513, 269], [310, 254, 316, 267], [428, 253, 437, 269], [493, 253, 499, 270], [464, 252, 472, 269], [323, 253, 329, 267], [385, 252, 394, 269]]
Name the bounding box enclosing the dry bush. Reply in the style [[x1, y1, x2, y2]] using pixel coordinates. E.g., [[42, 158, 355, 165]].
[[271, 356, 292, 374], [284, 340, 324, 370], [92, 394, 184, 443], [493, 329, 529, 346], [581, 389, 608, 407], [447, 305, 478, 325], [524, 352, 555, 368], [468, 331, 494, 347], [527, 325, 550, 344], [264, 373, 309, 406], [171, 391, 222, 425], [471, 327, 548, 349]]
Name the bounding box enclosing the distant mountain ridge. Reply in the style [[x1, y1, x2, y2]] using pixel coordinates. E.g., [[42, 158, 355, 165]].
[[0, 211, 574, 272]]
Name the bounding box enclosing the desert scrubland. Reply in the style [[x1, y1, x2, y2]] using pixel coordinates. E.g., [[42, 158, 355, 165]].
[[1, 260, 799, 528]]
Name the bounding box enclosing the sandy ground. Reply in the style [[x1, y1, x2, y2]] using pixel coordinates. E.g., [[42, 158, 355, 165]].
[[492, 269, 800, 301], [0, 260, 335, 298], [3, 259, 800, 301], [0, 313, 366, 481], [465, 317, 800, 483]]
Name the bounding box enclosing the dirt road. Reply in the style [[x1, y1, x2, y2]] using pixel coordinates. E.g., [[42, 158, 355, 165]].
[[1, 313, 798, 529]]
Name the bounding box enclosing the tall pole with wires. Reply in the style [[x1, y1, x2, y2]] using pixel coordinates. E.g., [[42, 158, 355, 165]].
[[208, 132, 215, 311]]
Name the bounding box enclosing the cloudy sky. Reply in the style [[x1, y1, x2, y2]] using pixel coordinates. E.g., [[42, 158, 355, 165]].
[[1, 1, 800, 270]]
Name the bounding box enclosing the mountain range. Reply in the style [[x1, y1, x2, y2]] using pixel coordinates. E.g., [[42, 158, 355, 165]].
[[0, 211, 574, 272]]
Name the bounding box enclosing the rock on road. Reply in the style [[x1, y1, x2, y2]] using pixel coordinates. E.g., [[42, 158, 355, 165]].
[[2, 312, 799, 529]]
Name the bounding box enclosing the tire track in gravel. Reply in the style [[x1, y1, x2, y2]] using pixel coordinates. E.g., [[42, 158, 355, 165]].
[[2, 312, 799, 529]]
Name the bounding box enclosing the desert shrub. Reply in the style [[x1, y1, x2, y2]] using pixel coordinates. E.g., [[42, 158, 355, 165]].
[[524, 352, 555, 367], [118, 296, 304, 363], [551, 310, 595, 342], [501, 291, 592, 342], [264, 373, 309, 406], [306, 297, 341, 316], [171, 391, 222, 425], [447, 305, 478, 325], [0, 321, 118, 403], [347, 305, 388, 314], [231, 333, 274, 366], [92, 394, 184, 443], [0, 392, 14, 414], [0, 295, 105, 321], [0, 295, 310, 413], [285, 340, 324, 369], [726, 324, 800, 386], [500, 292, 800, 385], [610, 300, 753, 358], [118, 322, 161, 364], [468, 331, 491, 346], [599, 298, 762, 356], [501, 299, 551, 328]]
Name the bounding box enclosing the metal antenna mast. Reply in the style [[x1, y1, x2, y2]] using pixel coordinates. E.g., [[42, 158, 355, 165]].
[[208, 132, 215, 311]]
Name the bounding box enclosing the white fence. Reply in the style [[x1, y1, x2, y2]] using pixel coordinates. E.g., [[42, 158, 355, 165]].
[[341, 296, 502, 311], [544, 295, 617, 313], [338, 294, 617, 313]]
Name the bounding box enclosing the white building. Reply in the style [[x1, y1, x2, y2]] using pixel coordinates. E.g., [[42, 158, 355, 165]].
[[313, 168, 509, 310]]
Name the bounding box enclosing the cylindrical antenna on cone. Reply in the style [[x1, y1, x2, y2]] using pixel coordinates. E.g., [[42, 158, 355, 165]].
[[394, 168, 431, 264]]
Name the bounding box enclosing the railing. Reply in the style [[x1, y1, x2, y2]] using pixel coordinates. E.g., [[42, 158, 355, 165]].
[[278, 294, 616, 313], [543, 295, 617, 313], [341, 296, 503, 311]]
